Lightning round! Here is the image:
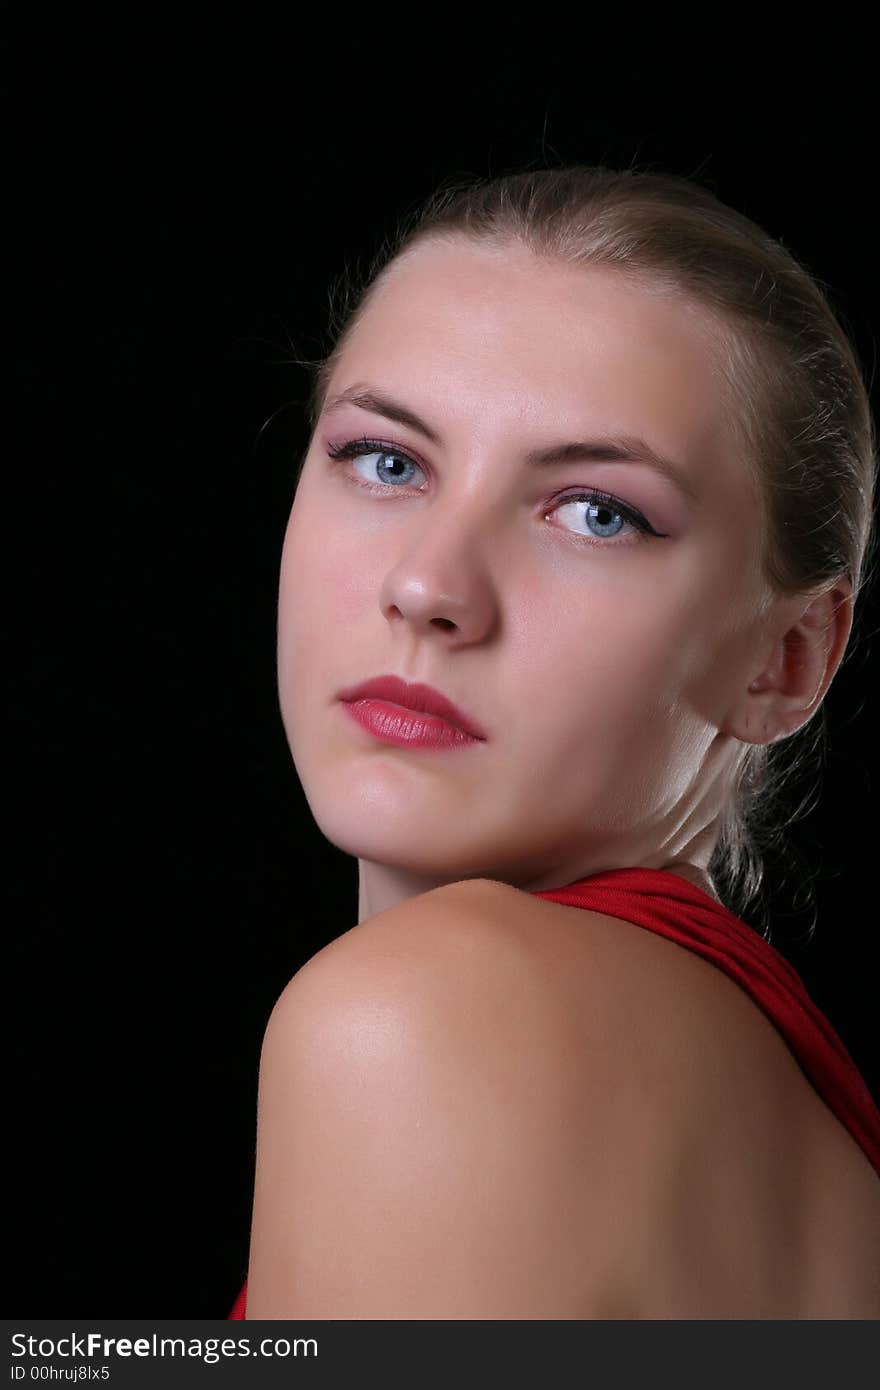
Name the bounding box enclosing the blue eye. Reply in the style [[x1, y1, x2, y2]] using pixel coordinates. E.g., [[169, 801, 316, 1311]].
[[551, 493, 658, 542], [324, 437, 669, 545], [330, 441, 424, 489]]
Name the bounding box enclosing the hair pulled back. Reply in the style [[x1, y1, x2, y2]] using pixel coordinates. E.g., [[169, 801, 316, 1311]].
[[293, 162, 878, 935]]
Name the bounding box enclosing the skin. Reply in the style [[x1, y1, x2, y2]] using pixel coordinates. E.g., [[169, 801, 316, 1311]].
[[276, 236, 853, 926]]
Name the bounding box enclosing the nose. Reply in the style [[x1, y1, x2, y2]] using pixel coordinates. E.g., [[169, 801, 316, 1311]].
[[377, 509, 501, 644]]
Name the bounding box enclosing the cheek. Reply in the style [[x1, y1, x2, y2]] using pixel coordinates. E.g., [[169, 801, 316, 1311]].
[[509, 563, 691, 696], [507, 547, 742, 745], [277, 496, 372, 687]]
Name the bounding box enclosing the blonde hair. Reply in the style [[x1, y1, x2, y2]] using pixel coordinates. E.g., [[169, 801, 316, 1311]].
[[292, 162, 878, 935]]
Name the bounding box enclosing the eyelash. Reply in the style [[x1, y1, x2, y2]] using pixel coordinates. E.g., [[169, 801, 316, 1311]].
[[324, 437, 669, 545]]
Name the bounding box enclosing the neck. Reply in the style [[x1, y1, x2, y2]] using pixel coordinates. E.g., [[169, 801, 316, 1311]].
[[357, 854, 722, 925]]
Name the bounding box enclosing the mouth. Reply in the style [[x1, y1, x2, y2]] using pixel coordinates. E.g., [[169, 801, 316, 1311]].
[[336, 674, 488, 741]]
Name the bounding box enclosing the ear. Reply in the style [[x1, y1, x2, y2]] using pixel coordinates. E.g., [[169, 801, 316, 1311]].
[[723, 578, 854, 746]]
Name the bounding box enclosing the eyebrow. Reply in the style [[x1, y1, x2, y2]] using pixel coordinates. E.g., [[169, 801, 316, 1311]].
[[323, 383, 701, 505]]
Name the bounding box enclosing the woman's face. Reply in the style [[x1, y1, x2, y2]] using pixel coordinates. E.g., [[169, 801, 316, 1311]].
[[277, 238, 774, 893]]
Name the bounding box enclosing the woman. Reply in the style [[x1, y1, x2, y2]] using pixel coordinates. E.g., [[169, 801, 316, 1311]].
[[232, 164, 880, 1318]]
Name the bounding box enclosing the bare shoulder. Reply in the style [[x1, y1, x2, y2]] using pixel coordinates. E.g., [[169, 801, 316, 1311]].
[[246, 878, 654, 1318], [264, 874, 670, 1090], [266, 877, 561, 1041], [248, 876, 880, 1317], [347, 875, 880, 1318], [472, 879, 880, 1319], [259, 875, 590, 1133]]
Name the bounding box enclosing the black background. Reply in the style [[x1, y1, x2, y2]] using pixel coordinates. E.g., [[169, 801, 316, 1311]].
[[11, 36, 878, 1316]]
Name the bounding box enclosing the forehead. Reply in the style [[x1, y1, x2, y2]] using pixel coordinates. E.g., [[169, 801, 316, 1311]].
[[331, 238, 732, 475]]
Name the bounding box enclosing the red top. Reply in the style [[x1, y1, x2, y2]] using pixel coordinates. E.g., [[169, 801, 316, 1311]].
[[227, 866, 880, 1318]]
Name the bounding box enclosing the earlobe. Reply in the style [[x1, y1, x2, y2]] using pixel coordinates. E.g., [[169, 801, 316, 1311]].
[[727, 579, 853, 746]]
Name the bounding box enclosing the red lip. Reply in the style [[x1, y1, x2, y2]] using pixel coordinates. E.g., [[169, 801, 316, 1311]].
[[336, 675, 488, 740]]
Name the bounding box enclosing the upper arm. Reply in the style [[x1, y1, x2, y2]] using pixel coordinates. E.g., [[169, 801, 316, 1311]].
[[244, 882, 625, 1319]]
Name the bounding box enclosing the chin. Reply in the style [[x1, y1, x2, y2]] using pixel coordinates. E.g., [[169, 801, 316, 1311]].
[[302, 791, 489, 881]]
